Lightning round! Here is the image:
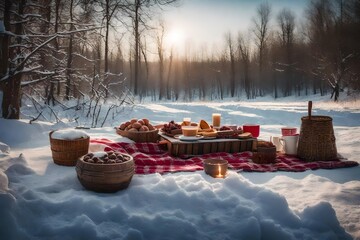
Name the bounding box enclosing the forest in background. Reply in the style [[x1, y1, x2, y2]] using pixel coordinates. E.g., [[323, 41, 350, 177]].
[[0, 0, 360, 121]]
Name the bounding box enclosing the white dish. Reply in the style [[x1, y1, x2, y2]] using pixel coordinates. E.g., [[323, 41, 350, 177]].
[[177, 135, 204, 141]]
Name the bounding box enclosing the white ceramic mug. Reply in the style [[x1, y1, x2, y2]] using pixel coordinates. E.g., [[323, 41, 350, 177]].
[[280, 134, 299, 155], [270, 136, 282, 152]]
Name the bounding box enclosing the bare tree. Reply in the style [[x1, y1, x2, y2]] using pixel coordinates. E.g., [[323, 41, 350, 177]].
[[252, 1, 271, 96], [65, 0, 75, 100], [304, 0, 358, 101], [0, 0, 98, 119], [156, 21, 166, 100], [277, 8, 295, 47], [0, 0, 12, 118], [98, 0, 124, 98], [183, 41, 192, 101], [54, 0, 62, 97], [238, 32, 252, 99], [37, 0, 55, 105], [277, 8, 296, 96], [225, 32, 236, 97], [125, 0, 179, 96], [306, 0, 335, 96], [1, 0, 26, 119], [103, 0, 122, 74], [166, 46, 173, 100], [172, 54, 181, 101], [140, 36, 150, 100]]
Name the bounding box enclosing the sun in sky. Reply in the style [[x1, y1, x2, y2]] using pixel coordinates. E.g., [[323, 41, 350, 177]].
[[165, 28, 186, 49], [162, 0, 308, 52]]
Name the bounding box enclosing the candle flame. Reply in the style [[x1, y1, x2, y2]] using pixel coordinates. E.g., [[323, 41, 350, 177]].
[[217, 165, 222, 177]]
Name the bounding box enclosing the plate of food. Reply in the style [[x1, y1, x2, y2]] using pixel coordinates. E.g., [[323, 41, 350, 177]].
[[160, 120, 183, 137]]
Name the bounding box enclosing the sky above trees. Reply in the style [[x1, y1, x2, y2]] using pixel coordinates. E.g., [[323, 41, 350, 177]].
[[162, 0, 308, 55]]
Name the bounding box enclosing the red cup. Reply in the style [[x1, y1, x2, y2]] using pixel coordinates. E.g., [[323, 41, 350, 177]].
[[281, 127, 297, 136], [243, 124, 260, 138]]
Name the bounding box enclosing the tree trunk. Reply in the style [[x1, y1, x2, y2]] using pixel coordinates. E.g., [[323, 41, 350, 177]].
[[104, 0, 110, 74], [2, 75, 22, 119], [0, 32, 9, 79], [55, 0, 61, 96], [230, 55, 235, 97], [0, 0, 10, 79], [104, 0, 110, 98], [273, 69, 278, 99], [133, 0, 140, 95], [216, 71, 223, 100], [42, 0, 55, 105], [140, 39, 149, 99], [173, 57, 179, 101], [166, 48, 173, 100], [244, 62, 250, 99], [156, 22, 167, 100], [1, 0, 25, 119], [65, 0, 74, 100], [259, 49, 263, 97]]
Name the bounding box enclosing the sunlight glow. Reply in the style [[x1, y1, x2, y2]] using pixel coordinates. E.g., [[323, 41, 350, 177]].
[[166, 28, 185, 48]]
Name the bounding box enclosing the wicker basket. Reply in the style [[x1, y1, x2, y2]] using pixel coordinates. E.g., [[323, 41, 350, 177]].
[[76, 153, 134, 192], [252, 146, 277, 164], [49, 131, 90, 166], [297, 101, 337, 161], [116, 128, 159, 143]]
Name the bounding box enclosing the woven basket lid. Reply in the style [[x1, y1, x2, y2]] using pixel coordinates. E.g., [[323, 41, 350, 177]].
[[301, 115, 333, 122]]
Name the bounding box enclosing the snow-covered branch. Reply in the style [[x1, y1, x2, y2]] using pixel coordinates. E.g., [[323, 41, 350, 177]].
[[21, 72, 56, 87]]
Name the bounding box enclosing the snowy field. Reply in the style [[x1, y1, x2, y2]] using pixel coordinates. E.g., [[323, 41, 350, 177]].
[[0, 94, 360, 240]]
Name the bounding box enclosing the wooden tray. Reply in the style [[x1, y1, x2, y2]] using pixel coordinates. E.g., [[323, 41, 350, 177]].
[[159, 133, 255, 157]]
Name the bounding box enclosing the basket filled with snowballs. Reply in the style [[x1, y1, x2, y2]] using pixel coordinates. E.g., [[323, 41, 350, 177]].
[[49, 129, 90, 166], [116, 118, 159, 143], [76, 151, 135, 192]]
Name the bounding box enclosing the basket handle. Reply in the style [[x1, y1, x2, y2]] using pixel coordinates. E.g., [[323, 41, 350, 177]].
[[308, 101, 312, 119]]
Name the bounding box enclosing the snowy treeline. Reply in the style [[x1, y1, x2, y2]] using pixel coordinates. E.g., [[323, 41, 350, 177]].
[[0, 0, 360, 120]]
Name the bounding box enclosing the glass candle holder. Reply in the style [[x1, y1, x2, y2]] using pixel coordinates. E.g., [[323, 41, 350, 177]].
[[203, 159, 228, 178], [212, 113, 221, 128]]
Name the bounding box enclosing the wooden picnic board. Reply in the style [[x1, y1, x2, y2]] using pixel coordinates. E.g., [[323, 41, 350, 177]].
[[159, 133, 256, 157]]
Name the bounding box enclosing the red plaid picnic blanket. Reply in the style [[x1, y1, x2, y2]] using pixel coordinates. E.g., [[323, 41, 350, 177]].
[[91, 139, 359, 175]]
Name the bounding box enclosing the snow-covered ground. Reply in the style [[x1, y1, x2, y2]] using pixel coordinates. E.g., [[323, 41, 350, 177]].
[[0, 94, 359, 240]]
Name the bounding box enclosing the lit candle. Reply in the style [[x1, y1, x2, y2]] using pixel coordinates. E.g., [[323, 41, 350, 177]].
[[212, 113, 221, 128]]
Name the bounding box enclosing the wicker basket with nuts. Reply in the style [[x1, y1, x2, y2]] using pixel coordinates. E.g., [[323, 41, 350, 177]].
[[82, 151, 131, 164], [116, 118, 159, 142], [76, 151, 135, 192]]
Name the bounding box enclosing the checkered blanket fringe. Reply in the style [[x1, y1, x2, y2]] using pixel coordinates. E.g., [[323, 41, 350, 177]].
[[91, 139, 359, 175]]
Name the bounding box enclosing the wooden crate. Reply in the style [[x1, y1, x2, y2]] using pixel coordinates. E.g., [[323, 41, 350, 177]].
[[159, 133, 255, 157]]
